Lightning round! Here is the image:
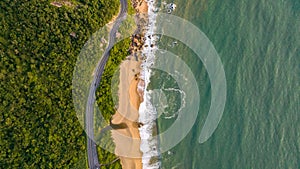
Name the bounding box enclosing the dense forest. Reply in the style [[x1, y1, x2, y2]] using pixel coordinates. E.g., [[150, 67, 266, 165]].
[[96, 38, 131, 122], [0, 0, 133, 168]]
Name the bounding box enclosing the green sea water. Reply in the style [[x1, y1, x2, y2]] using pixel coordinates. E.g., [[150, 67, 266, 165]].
[[155, 0, 299, 168]]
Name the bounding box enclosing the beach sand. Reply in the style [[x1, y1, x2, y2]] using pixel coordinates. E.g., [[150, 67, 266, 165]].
[[110, 0, 149, 168], [111, 59, 143, 169]]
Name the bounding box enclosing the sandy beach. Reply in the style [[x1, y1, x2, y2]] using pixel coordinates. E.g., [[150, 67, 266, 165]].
[[110, 0, 148, 168], [111, 59, 143, 169], [132, 0, 148, 13]]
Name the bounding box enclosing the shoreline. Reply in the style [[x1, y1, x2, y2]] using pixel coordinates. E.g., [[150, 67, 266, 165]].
[[138, 0, 161, 168]]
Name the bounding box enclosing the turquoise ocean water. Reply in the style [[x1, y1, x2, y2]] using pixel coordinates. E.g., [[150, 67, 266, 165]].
[[153, 0, 299, 168]]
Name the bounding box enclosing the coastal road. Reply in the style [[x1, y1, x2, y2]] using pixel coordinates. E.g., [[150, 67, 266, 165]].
[[86, 0, 128, 169]]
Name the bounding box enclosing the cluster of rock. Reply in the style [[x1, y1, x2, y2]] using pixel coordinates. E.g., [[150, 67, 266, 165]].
[[131, 0, 145, 12], [129, 1, 150, 61], [162, 2, 177, 13], [129, 31, 150, 61]]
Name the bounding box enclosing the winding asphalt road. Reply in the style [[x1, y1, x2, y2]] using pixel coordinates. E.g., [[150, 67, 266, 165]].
[[85, 0, 128, 169]]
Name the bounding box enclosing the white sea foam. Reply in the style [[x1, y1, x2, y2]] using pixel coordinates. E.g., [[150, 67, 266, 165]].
[[138, 0, 161, 168], [163, 88, 186, 119]]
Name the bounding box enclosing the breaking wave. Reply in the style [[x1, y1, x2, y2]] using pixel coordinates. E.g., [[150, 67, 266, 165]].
[[138, 0, 160, 168]]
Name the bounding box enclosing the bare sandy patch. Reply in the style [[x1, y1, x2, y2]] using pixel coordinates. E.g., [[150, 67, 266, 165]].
[[111, 59, 143, 169]]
